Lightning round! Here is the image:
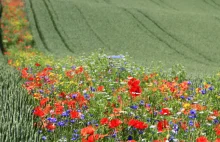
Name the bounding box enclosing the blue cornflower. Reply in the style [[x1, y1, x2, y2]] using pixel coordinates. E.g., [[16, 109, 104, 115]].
[[139, 100, 145, 106], [87, 122, 91, 125], [72, 65, 76, 70], [80, 114, 85, 120], [130, 105, 138, 110], [84, 93, 90, 100], [72, 94, 78, 99], [108, 55, 124, 59], [71, 137, 77, 141], [112, 133, 117, 138], [39, 89, 44, 93], [168, 135, 175, 141], [82, 105, 88, 110], [190, 109, 197, 115], [201, 89, 206, 94], [70, 119, 76, 123], [209, 86, 214, 91], [62, 111, 70, 117], [127, 135, 133, 140], [135, 116, 140, 119], [138, 130, 144, 134], [189, 109, 197, 119], [180, 95, 185, 99], [38, 130, 42, 133], [42, 136, 47, 140], [172, 124, 179, 134], [71, 133, 79, 141], [213, 119, 219, 124], [186, 96, 193, 101], [58, 121, 65, 127], [188, 81, 192, 85], [189, 120, 194, 126], [47, 117, 57, 123], [146, 104, 151, 107], [90, 87, 96, 92]]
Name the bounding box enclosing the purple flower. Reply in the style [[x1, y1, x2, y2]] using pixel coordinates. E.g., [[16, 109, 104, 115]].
[[189, 120, 194, 126], [209, 86, 214, 91], [139, 100, 145, 106], [190, 109, 196, 115], [130, 105, 138, 110], [58, 121, 65, 127], [72, 94, 78, 99], [47, 117, 57, 123], [127, 135, 133, 140], [201, 89, 206, 94], [42, 136, 47, 140], [62, 111, 70, 117], [188, 81, 192, 85]]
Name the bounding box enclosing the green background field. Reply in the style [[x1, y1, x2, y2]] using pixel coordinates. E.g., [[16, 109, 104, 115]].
[[24, 0, 220, 76]]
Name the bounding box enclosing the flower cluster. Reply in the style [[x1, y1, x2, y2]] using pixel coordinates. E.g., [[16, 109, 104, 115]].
[[2, 0, 220, 141]]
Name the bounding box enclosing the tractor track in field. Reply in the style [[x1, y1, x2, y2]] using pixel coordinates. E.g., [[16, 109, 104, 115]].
[[124, 9, 212, 66], [203, 0, 220, 11], [149, 0, 167, 9], [73, 4, 112, 51], [215, 17, 220, 21], [158, 0, 177, 10], [122, 9, 191, 61], [47, 0, 78, 50], [29, 0, 51, 52], [103, 0, 111, 4], [42, 0, 74, 53], [137, 10, 217, 65], [211, 0, 220, 8], [102, 0, 214, 65]]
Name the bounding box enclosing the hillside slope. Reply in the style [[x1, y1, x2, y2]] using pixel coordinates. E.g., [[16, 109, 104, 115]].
[[25, 0, 220, 75]]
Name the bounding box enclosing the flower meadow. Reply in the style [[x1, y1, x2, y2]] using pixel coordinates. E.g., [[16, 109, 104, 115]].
[[2, 0, 220, 142]]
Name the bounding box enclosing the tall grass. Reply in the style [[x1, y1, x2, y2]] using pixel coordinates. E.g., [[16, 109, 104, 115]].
[[0, 63, 41, 142]]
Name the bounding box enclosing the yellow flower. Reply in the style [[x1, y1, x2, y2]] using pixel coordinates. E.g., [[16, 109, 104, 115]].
[[183, 103, 191, 109]]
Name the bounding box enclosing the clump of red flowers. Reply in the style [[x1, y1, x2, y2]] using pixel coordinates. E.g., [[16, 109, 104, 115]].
[[128, 119, 148, 130], [128, 77, 142, 97]]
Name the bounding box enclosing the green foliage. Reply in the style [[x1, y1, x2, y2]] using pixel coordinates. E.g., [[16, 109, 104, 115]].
[[0, 64, 41, 142], [25, 0, 220, 76]]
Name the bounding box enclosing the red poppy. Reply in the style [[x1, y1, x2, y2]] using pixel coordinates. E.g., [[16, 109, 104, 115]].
[[75, 66, 84, 74], [8, 59, 12, 65], [54, 105, 64, 115], [157, 119, 169, 132], [128, 77, 140, 87], [180, 121, 188, 131], [196, 136, 209, 142], [216, 129, 220, 136], [100, 118, 109, 125], [40, 98, 49, 106], [97, 86, 104, 92], [21, 68, 28, 78], [35, 62, 41, 67], [70, 110, 79, 119], [59, 92, 66, 98], [81, 125, 95, 137], [129, 85, 142, 97], [46, 123, 56, 131], [128, 119, 148, 130], [108, 119, 122, 129], [160, 108, 171, 115], [33, 106, 45, 117], [216, 138, 220, 142]]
